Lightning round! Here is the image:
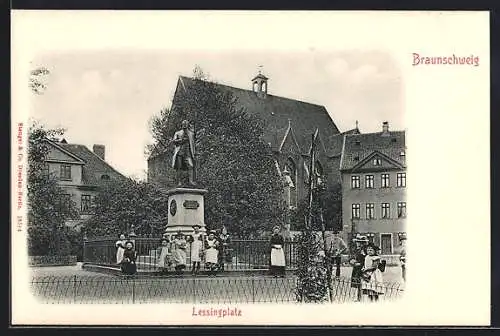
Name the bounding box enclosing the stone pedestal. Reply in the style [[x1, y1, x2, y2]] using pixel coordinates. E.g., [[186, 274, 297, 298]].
[[164, 187, 207, 240]]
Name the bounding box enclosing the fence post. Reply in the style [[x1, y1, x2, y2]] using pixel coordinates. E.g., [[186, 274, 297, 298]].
[[132, 277, 136, 304], [73, 274, 77, 303], [252, 277, 255, 303], [193, 277, 196, 304]]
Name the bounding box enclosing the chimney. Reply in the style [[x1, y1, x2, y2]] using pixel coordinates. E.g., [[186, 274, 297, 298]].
[[382, 121, 390, 135], [93, 144, 105, 160]]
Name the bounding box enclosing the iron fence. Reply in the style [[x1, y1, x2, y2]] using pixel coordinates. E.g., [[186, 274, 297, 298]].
[[30, 274, 404, 304], [83, 237, 299, 273]]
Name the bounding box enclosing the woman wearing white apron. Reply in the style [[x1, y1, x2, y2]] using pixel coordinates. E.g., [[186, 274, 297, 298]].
[[204, 230, 220, 276], [188, 224, 204, 275], [269, 226, 286, 277], [115, 234, 126, 265]]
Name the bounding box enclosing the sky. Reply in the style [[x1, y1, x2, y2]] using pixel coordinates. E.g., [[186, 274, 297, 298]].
[[31, 49, 404, 180]]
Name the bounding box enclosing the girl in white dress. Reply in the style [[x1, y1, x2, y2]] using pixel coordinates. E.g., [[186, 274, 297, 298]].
[[115, 234, 126, 265], [156, 238, 171, 275], [172, 232, 188, 276], [188, 224, 204, 275], [204, 230, 220, 276], [361, 243, 385, 302]]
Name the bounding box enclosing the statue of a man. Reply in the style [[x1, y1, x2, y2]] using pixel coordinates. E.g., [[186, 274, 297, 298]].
[[171, 120, 196, 186]]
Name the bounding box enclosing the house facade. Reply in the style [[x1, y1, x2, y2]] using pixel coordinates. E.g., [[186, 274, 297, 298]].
[[340, 122, 406, 255], [148, 73, 356, 226], [44, 139, 128, 229]]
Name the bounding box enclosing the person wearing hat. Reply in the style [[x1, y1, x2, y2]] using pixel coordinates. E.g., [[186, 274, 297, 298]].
[[349, 234, 368, 301], [399, 234, 407, 282], [171, 231, 187, 275], [269, 225, 286, 277], [121, 240, 137, 276], [361, 242, 385, 302], [204, 230, 220, 276], [187, 224, 204, 275]]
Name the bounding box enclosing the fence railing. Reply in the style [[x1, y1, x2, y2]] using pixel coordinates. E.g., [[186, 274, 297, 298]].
[[30, 274, 404, 304], [83, 237, 299, 272]]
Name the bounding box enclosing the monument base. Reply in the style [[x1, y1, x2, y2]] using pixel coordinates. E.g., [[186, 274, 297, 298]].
[[164, 187, 207, 240]]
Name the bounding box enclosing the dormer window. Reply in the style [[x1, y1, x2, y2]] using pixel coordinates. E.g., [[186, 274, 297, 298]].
[[353, 156, 360, 161], [373, 158, 382, 166], [355, 140, 361, 146], [400, 151, 406, 157], [391, 138, 397, 143], [101, 174, 110, 181]]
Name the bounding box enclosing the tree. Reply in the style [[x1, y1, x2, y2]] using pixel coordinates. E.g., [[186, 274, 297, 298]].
[[83, 178, 169, 237], [148, 67, 286, 237], [29, 67, 50, 94], [291, 181, 342, 232], [27, 122, 80, 256]]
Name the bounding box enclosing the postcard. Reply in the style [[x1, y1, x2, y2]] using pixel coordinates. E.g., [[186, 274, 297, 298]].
[[11, 10, 490, 326]]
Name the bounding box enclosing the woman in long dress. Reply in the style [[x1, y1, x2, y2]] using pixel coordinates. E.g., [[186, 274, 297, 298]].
[[269, 226, 286, 277], [218, 231, 232, 271], [121, 241, 137, 276], [187, 224, 204, 275], [171, 232, 188, 275], [349, 235, 368, 302], [361, 243, 385, 302], [115, 234, 127, 265], [204, 230, 220, 276], [156, 238, 171, 275]]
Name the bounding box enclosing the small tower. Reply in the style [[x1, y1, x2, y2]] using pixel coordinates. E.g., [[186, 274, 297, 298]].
[[251, 66, 268, 98]]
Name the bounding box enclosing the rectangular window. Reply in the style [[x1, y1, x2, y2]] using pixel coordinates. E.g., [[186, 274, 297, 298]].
[[365, 175, 374, 188], [351, 175, 360, 189], [366, 203, 375, 219], [381, 203, 390, 219], [397, 202, 407, 218], [60, 164, 72, 180], [81, 195, 92, 214], [397, 173, 406, 187], [381, 173, 390, 188], [351, 203, 360, 219]]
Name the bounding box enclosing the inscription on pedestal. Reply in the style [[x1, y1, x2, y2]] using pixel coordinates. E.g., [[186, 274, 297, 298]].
[[183, 200, 200, 209]]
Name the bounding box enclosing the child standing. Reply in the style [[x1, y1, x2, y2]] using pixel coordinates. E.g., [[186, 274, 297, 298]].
[[361, 243, 385, 302], [156, 238, 171, 275], [188, 224, 204, 276]]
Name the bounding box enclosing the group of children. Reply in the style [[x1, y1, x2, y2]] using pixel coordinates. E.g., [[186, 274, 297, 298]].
[[157, 224, 233, 276]]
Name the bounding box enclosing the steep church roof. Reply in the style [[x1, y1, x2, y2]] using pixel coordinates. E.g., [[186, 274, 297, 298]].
[[174, 76, 341, 153]]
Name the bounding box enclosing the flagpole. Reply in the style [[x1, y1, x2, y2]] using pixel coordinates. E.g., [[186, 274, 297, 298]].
[[306, 131, 317, 231]]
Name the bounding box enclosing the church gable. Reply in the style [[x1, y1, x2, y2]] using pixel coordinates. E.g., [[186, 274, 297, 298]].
[[279, 125, 302, 155], [351, 151, 403, 173], [45, 141, 85, 164]]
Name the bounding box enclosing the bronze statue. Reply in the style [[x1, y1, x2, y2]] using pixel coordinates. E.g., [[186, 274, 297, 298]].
[[172, 120, 196, 186]]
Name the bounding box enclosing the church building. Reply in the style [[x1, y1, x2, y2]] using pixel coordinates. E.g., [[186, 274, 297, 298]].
[[147, 72, 359, 215]]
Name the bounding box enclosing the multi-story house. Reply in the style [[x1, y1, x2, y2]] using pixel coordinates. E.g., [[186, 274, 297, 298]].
[[340, 122, 406, 255], [44, 138, 128, 229]]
